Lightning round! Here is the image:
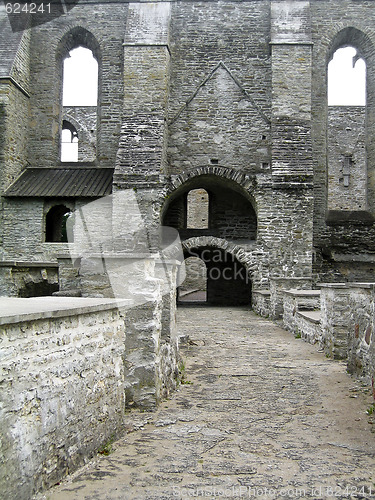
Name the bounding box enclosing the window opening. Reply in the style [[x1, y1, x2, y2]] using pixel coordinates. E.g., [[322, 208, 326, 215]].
[[186, 189, 209, 229], [328, 46, 366, 106], [343, 154, 352, 187], [46, 205, 72, 243], [61, 121, 78, 162], [62, 46, 98, 106]]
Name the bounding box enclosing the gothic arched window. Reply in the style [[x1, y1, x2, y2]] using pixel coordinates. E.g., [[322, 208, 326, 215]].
[[328, 46, 366, 106], [58, 29, 100, 163], [62, 46, 98, 107]]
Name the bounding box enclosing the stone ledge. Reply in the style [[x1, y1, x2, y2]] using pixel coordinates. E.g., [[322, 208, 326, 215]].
[[253, 290, 271, 297], [320, 282, 375, 290], [0, 261, 58, 268], [284, 289, 320, 297], [0, 297, 129, 326], [296, 310, 321, 325], [326, 210, 375, 225]]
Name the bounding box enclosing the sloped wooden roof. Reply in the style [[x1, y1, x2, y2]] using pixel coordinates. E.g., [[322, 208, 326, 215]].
[[5, 167, 113, 198]]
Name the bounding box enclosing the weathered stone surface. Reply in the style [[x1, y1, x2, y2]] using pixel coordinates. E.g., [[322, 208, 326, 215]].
[[321, 283, 375, 384], [0, 298, 127, 500]]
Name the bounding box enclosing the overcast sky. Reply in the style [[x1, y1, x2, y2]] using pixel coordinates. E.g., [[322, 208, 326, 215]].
[[63, 47, 98, 106], [328, 46, 366, 106]]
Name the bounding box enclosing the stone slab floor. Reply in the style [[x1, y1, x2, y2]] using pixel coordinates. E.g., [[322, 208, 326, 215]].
[[38, 307, 375, 500]]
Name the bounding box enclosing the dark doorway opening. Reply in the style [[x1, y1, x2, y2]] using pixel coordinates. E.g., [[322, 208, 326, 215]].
[[178, 247, 251, 306]]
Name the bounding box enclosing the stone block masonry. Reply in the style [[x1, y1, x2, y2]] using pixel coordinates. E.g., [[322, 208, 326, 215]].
[[0, 298, 127, 500], [320, 283, 375, 384]]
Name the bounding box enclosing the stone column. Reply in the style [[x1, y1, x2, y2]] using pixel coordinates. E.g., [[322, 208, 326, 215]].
[[114, 2, 171, 190], [269, 1, 314, 281], [320, 283, 351, 359]]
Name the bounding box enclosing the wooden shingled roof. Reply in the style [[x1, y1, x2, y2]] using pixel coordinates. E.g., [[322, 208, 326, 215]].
[[5, 167, 113, 198]]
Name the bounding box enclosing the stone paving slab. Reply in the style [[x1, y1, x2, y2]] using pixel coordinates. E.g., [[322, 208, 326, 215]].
[[36, 307, 375, 500]]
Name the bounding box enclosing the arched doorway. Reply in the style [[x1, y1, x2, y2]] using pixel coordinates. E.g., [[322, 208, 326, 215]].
[[178, 256, 207, 303], [162, 174, 257, 242], [178, 246, 251, 306]]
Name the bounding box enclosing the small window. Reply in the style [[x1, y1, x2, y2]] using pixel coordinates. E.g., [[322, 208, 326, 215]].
[[61, 121, 78, 162], [328, 46, 366, 106], [343, 154, 352, 187], [187, 189, 209, 229], [46, 205, 72, 243]]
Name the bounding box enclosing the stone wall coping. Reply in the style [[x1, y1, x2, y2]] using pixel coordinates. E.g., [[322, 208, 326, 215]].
[[296, 310, 321, 324], [79, 253, 181, 263], [270, 277, 313, 282], [0, 261, 59, 268], [0, 297, 129, 326], [319, 282, 375, 290], [283, 289, 321, 297], [252, 290, 271, 296]]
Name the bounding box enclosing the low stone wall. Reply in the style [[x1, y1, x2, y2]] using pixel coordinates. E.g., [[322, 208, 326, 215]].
[[252, 289, 271, 317], [321, 283, 375, 384], [0, 298, 127, 500], [320, 284, 352, 360], [282, 289, 321, 343], [279, 283, 375, 386], [269, 277, 313, 319], [294, 310, 322, 345]]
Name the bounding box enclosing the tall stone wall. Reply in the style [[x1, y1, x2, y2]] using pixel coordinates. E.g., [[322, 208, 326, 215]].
[[168, 1, 270, 174], [1, 0, 375, 297]]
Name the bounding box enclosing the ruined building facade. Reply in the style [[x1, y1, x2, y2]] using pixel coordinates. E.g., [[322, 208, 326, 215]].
[[1, 0, 375, 303]]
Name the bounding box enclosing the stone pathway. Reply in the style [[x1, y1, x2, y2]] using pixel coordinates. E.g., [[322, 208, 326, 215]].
[[39, 307, 375, 500]]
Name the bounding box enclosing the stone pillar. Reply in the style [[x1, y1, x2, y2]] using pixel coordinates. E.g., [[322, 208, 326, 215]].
[[114, 2, 171, 189], [123, 257, 180, 409], [320, 283, 351, 360], [269, 1, 314, 280], [55, 255, 81, 296]]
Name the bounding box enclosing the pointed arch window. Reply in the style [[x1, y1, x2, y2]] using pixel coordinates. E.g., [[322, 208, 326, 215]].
[[62, 46, 98, 106], [59, 35, 99, 162], [328, 46, 366, 106], [327, 37, 369, 213]]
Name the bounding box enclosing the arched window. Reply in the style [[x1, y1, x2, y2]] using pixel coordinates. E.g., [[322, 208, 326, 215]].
[[62, 46, 98, 106], [327, 43, 367, 212], [58, 30, 100, 162], [61, 120, 78, 162], [46, 205, 72, 243], [186, 189, 209, 229], [328, 46, 366, 106]]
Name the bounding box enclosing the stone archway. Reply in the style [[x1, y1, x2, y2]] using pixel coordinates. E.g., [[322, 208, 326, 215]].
[[180, 237, 252, 306]]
